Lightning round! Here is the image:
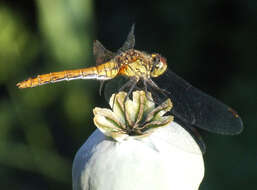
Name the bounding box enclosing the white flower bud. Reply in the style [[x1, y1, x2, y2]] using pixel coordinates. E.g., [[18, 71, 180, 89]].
[[72, 91, 205, 190]]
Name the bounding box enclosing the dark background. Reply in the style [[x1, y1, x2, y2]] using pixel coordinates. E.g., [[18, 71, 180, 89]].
[[0, 0, 256, 189]]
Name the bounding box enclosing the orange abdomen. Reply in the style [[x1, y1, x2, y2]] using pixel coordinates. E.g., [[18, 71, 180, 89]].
[[17, 61, 119, 89]]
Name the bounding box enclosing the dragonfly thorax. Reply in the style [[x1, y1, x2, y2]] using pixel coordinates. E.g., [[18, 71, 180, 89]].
[[116, 50, 167, 79]]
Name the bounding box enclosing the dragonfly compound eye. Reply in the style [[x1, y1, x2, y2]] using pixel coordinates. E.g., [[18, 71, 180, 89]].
[[150, 54, 167, 78]]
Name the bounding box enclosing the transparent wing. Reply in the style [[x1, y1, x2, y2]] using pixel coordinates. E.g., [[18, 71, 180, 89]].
[[93, 40, 115, 65], [154, 69, 243, 135], [118, 24, 135, 52]]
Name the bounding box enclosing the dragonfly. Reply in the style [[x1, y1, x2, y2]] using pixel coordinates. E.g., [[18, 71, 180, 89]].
[[17, 25, 243, 152], [17, 25, 167, 97]]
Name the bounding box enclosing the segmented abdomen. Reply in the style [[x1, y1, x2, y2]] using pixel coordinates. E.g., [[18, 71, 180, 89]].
[[17, 61, 119, 88]]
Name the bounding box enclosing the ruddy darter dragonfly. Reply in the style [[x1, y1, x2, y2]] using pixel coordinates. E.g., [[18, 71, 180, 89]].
[[17, 25, 243, 143]]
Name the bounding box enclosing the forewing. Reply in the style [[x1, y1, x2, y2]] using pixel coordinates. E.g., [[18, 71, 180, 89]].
[[118, 24, 135, 52], [154, 69, 243, 135], [93, 40, 115, 65]]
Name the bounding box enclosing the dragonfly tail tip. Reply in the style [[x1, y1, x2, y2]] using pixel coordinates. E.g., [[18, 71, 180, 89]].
[[16, 81, 26, 89]]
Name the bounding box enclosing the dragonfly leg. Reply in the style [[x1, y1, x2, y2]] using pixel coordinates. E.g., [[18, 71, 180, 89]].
[[143, 79, 171, 106], [124, 77, 139, 102], [147, 79, 170, 97], [111, 77, 139, 132], [99, 81, 105, 96], [111, 77, 139, 109], [143, 79, 155, 103]]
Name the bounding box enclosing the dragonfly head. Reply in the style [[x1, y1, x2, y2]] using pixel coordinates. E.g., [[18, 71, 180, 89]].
[[150, 54, 167, 78]]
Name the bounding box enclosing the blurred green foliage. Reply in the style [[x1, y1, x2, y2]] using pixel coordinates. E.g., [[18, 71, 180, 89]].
[[0, 0, 95, 189], [0, 0, 256, 189], [0, 6, 38, 84]]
